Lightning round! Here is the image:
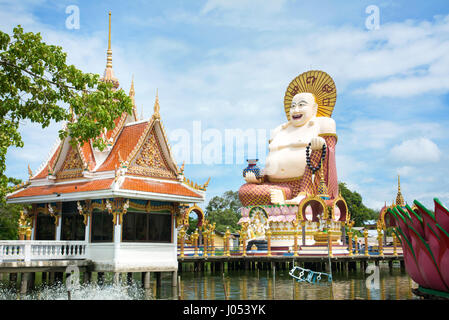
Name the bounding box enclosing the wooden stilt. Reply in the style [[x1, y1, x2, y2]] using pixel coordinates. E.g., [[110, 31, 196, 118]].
[[156, 272, 162, 288]]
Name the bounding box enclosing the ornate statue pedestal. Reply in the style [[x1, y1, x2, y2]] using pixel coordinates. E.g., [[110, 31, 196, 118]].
[[313, 231, 341, 245], [246, 239, 268, 251]]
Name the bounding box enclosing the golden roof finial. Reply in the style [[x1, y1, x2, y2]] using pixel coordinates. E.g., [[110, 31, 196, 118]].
[[28, 164, 33, 179], [100, 11, 119, 89], [129, 75, 139, 120], [396, 175, 405, 207], [129, 75, 135, 102], [107, 11, 112, 68], [153, 89, 160, 119]]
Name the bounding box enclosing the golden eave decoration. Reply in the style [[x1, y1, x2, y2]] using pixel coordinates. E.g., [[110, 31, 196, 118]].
[[283, 70, 337, 120]]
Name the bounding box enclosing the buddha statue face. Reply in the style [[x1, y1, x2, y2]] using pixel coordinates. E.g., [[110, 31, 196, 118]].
[[289, 92, 318, 127]]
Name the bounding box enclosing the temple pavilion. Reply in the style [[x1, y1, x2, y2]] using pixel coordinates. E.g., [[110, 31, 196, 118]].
[[5, 13, 207, 274]]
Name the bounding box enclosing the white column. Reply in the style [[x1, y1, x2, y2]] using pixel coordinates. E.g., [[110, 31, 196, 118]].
[[84, 215, 91, 242], [113, 221, 121, 263], [55, 217, 62, 240], [24, 242, 31, 262], [173, 216, 178, 257]]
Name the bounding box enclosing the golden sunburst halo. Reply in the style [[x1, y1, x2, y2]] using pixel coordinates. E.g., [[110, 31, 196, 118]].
[[283, 70, 337, 120]]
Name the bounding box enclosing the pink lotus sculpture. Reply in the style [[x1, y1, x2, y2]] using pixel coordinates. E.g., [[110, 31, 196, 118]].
[[386, 198, 449, 298]]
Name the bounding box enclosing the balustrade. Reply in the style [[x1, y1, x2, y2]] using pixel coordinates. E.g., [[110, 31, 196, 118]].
[[0, 241, 87, 262]]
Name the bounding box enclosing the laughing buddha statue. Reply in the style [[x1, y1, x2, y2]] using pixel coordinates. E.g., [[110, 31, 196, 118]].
[[239, 70, 340, 206]]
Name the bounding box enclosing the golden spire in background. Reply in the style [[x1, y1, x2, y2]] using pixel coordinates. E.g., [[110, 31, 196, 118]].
[[27, 164, 33, 179], [100, 11, 119, 89], [129, 75, 135, 105], [395, 175, 405, 207], [153, 89, 160, 119], [107, 11, 112, 68], [129, 75, 140, 121]]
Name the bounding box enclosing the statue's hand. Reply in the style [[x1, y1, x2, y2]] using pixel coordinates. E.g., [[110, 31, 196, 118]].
[[244, 171, 262, 184], [310, 136, 326, 151], [270, 189, 285, 205]]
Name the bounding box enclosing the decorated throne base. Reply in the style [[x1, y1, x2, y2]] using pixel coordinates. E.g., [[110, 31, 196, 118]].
[[239, 204, 344, 246]]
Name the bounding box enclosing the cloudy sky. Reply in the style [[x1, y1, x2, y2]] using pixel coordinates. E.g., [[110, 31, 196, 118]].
[[2, 0, 449, 211]]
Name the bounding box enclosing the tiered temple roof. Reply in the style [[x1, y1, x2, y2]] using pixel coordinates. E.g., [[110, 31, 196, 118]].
[[7, 12, 207, 205]]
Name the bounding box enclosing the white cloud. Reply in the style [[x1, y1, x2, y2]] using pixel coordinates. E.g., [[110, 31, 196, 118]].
[[3, 2, 449, 212], [397, 166, 414, 176], [390, 138, 442, 164], [201, 0, 288, 14]]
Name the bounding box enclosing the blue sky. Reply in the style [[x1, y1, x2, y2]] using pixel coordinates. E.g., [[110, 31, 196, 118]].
[[2, 0, 449, 211]]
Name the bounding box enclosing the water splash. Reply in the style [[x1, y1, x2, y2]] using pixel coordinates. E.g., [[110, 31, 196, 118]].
[[0, 280, 151, 300]]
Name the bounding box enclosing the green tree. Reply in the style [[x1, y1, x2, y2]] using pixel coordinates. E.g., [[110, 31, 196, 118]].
[[205, 190, 242, 234], [0, 26, 133, 198], [0, 177, 28, 239], [339, 182, 379, 226], [186, 216, 198, 235]]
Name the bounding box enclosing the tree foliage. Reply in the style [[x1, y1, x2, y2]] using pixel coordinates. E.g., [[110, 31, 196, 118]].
[[0, 26, 133, 198], [0, 177, 28, 239], [205, 190, 242, 234], [339, 182, 379, 226]]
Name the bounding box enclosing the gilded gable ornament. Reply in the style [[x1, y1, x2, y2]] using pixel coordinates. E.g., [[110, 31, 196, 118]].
[[56, 145, 84, 179], [128, 128, 176, 179]]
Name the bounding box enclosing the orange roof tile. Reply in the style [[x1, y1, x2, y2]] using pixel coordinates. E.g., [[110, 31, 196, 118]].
[[105, 113, 127, 141], [32, 144, 62, 180], [97, 121, 148, 172], [121, 178, 202, 198], [8, 179, 114, 199], [80, 141, 96, 170]]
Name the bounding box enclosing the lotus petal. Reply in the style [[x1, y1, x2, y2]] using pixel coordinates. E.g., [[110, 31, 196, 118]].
[[425, 222, 442, 263], [394, 225, 430, 288], [405, 204, 425, 238], [408, 226, 449, 292], [414, 200, 437, 241], [435, 224, 449, 289], [390, 210, 430, 288], [391, 207, 411, 242], [435, 224, 449, 287], [434, 198, 449, 232]]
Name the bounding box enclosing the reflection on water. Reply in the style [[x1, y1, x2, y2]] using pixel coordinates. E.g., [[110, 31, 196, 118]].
[[172, 262, 417, 300], [0, 262, 418, 300]]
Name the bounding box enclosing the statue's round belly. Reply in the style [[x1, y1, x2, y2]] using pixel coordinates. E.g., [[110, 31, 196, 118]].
[[265, 148, 306, 179]]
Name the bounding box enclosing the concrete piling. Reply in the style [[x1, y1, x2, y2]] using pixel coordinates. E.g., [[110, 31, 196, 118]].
[[144, 272, 151, 289]]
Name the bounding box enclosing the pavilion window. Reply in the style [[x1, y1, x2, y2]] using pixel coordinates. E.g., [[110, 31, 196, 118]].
[[123, 211, 172, 242], [91, 211, 113, 242], [61, 202, 85, 241], [148, 213, 172, 242], [35, 214, 56, 240]]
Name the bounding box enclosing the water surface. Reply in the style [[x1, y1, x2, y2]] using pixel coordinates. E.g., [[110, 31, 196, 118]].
[[0, 262, 417, 300]]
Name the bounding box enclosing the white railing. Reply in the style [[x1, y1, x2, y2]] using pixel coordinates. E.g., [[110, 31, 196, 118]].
[[0, 241, 87, 262]]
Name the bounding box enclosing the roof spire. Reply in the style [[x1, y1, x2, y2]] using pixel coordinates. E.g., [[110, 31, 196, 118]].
[[153, 89, 160, 119], [396, 175, 405, 207], [129, 75, 135, 105], [100, 11, 119, 89], [107, 11, 112, 68], [129, 75, 139, 121]]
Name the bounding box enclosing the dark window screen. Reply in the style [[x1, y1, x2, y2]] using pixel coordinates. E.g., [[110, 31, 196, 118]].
[[91, 211, 113, 242], [35, 214, 55, 240], [61, 202, 85, 240], [123, 211, 171, 242], [149, 213, 171, 242]]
